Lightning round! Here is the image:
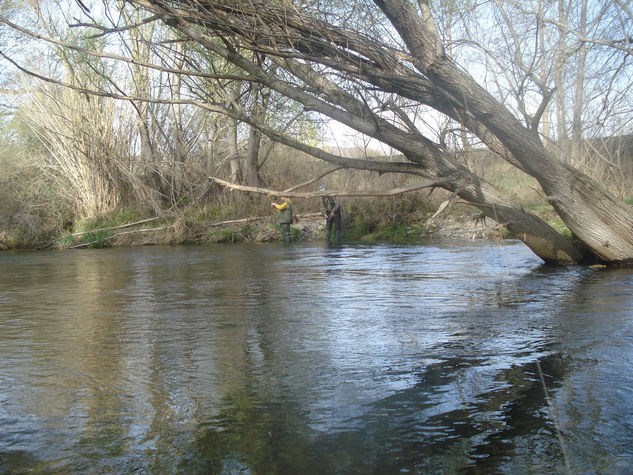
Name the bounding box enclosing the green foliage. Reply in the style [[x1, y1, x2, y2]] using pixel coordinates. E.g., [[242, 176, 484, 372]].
[[184, 205, 225, 223], [523, 203, 572, 239], [360, 224, 423, 243], [73, 207, 154, 234], [82, 230, 112, 248], [548, 218, 572, 239], [344, 195, 435, 242], [56, 234, 75, 248], [206, 224, 255, 243]]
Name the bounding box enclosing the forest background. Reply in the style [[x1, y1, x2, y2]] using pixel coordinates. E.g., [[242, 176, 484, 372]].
[[1, 0, 632, 255]]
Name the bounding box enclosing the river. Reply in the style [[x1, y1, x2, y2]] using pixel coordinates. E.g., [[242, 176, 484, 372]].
[[1, 241, 632, 473]]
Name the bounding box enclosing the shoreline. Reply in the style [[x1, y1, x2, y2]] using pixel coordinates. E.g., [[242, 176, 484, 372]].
[[1, 211, 499, 251], [51, 211, 499, 250]]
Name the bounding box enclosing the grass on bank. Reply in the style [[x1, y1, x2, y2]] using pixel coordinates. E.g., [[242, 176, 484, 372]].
[[342, 194, 437, 243]]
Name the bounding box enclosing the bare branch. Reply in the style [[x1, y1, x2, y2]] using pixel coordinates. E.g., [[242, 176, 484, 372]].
[[210, 176, 446, 198], [283, 167, 344, 193], [0, 16, 250, 82]]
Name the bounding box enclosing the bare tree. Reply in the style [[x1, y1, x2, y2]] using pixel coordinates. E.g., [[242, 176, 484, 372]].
[[20, 82, 130, 216]]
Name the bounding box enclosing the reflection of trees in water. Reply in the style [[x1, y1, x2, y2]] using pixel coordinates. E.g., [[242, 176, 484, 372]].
[[335, 352, 569, 473], [183, 350, 569, 473], [180, 257, 633, 473], [182, 391, 319, 473]]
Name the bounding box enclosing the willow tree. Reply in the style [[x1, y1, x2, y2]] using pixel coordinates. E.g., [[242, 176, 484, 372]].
[[114, 0, 631, 265]]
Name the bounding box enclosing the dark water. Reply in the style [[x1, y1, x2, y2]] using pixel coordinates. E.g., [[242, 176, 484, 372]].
[[1, 241, 632, 474]]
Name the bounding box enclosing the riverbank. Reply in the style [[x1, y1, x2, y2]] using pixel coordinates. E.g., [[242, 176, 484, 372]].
[[32, 208, 499, 250], [2, 193, 564, 251]]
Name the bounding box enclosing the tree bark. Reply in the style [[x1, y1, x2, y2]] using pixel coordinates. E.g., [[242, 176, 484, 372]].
[[245, 81, 267, 188], [228, 83, 242, 184], [375, 0, 633, 263]]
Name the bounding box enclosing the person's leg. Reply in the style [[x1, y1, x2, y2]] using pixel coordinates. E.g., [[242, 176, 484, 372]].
[[325, 218, 333, 241], [334, 215, 342, 243], [281, 223, 291, 244]]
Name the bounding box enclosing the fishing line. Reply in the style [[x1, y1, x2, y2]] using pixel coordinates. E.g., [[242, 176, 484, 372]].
[[536, 358, 572, 474]]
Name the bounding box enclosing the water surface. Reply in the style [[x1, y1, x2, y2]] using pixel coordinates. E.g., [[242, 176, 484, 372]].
[[1, 241, 632, 473]]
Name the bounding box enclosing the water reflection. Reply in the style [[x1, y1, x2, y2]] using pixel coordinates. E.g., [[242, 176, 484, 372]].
[[1, 242, 632, 473]]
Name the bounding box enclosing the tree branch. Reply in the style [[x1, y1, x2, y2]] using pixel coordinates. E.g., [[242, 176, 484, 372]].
[[210, 176, 446, 198], [283, 167, 344, 193]]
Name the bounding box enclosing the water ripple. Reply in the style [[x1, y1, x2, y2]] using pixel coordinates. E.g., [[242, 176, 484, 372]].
[[1, 242, 632, 472]]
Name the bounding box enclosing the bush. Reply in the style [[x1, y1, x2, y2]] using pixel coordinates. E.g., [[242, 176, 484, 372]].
[[344, 194, 435, 242]]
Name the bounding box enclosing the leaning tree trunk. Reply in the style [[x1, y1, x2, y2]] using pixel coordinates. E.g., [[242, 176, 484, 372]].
[[446, 166, 585, 264], [376, 0, 633, 264]]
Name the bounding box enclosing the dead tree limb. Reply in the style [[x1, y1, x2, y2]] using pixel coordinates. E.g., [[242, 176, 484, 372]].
[[210, 176, 445, 198], [70, 217, 160, 236], [283, 167, 344, 193]]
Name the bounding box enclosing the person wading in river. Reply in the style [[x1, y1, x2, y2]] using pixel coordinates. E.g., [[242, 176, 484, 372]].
[[319, 185, 342, 244], [271, 196, 294, 244]]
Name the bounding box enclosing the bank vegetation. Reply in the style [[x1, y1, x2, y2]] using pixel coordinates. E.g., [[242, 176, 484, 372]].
[[1, 1, 632, 264]]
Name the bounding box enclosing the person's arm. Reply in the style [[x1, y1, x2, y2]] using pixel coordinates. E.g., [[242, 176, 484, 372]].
[[272, 201, 289, 210]]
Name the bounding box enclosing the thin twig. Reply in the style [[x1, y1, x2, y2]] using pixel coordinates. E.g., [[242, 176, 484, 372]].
[[536, 358, 572, 474], [70, 217, 160, 237]]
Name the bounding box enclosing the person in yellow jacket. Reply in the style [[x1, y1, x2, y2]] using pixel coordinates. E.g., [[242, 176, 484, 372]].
[[271, 196, 293, 244]]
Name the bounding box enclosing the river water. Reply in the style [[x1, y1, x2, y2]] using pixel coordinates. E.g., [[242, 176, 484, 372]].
[[0, 240, 632, 473]]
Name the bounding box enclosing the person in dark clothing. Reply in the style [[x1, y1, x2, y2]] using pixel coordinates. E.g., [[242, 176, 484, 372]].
[[319, 185, 342, 244], [271, 196, 293, 244]]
